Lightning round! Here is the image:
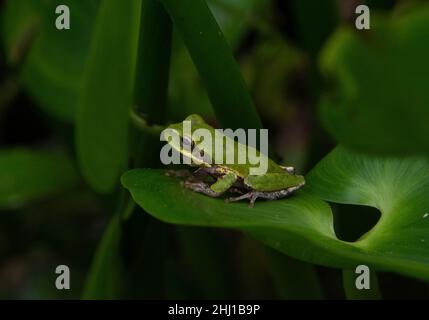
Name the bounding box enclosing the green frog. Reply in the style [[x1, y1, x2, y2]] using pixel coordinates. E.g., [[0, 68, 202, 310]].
[[163, 115, 305, 207]]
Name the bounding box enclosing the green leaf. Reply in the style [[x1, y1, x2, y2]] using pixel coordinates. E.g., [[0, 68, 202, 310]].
[[121, 168, 338, 264], [306, 146, 429, 281], [82, 214, 123, 299], [160, 0, 262, 130], [0, 149, 78, 209], [122, 146, 429, 282], [320, 5, 429, 154], [2, 0, 99, 121], [76, 0, 141, 193]]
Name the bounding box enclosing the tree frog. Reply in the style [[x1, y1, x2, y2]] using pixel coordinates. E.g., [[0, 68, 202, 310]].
[[163, 115, 305, 207]]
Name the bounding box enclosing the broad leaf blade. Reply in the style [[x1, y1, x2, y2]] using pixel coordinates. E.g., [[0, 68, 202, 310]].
[[76, 0, 141, 193], [121, 169, 348, 267], [122, 146, 429, 281], [306, 146, 429, 273], [0, 149, 78, 209]]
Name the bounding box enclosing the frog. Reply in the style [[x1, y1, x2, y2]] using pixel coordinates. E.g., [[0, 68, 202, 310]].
[[163, 114, 305, 207]]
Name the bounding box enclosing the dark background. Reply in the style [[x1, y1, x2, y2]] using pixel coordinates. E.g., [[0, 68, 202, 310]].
[[0, 0, 428, 299]]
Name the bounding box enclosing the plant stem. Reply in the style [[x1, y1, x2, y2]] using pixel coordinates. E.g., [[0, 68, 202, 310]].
[[134, 0, 172, 123], [129, 109, 164, 137], [159, 0, 262, 130], [131, 0, 172, 166], [126, 0, 173, 221]]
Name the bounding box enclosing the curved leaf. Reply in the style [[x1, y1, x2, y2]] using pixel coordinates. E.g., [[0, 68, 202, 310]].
[[76, 0, 141, 193], [320, 5, 429, 154], [122, 146, 429, 282], [306, 146, 429, 277], [0, 149, 78, 209]]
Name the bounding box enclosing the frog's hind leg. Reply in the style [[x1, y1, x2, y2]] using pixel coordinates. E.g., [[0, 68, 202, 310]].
[[225, 192, 259, 207], [226, 185, 302, 208]]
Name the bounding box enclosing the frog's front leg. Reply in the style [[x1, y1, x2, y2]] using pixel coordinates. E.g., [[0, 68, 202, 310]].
[[183, 180, 223, 197], [183, 172, 237, 197], [210, 172, 237, 193]]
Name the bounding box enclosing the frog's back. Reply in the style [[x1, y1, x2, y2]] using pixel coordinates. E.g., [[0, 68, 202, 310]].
[[224, 159, 285, 177]]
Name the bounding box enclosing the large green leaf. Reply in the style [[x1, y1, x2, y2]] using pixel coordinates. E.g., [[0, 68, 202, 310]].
[[2, 0, 99, 121], [320, 5, 429, 154], [76, 0, 141, 193], [306, 146, 429, 277], [0, 149, 78, 209], [122, 146, 429, 282]]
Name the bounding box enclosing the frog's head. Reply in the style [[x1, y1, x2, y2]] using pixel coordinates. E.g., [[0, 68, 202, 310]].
[[163, 114, 214, 166]]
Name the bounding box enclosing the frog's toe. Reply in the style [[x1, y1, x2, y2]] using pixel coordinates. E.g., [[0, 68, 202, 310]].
[[226, 192, 259, 207]]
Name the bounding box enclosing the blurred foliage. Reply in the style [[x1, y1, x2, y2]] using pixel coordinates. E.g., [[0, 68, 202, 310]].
[[0, 148, 78, 209], [0, 0, 429, 300], [75, 0, 141, 193], [320, 4, 429, 154], [2, 0, 99, 121]]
